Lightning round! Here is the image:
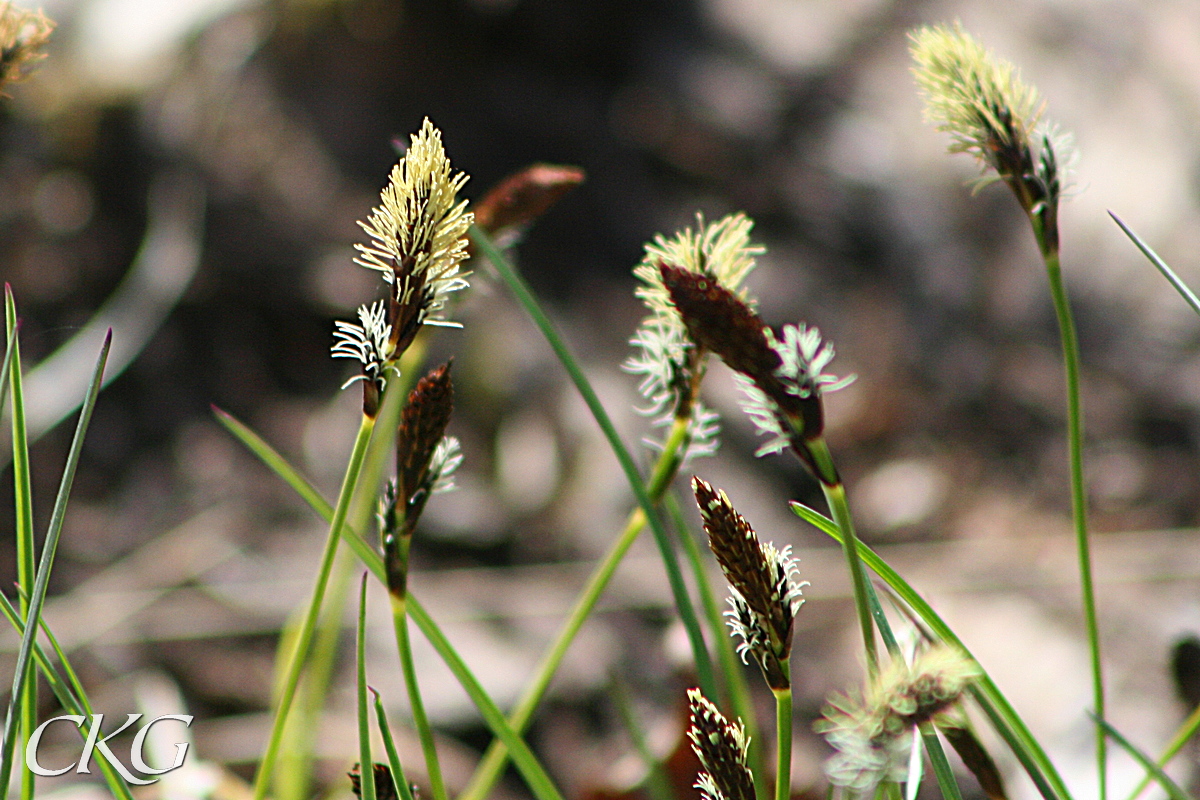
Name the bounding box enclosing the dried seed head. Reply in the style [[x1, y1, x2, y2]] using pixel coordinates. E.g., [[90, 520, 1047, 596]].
[[693, 477, 806, 689], [350, 762, 401, 800], [355, 118, 473, 357], [686, 689, 756, 800], [817, 645, 981, 793], [0, 3, 52, 96]]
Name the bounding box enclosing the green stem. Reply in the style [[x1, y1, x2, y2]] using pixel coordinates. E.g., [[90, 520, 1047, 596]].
[[373, 689, 418, 800], [472, 226, 714, 695], [1124, 700, 1200, 800], [391, 596, 448, 800], [809, 440, 877, 672], [773, 688, 792, 800], [1039, 239, 1104, 800], [920, 724, 963, 800], [667, 490, 767, 800], [358, 575, 378, 800], [251, 414, 376, 800], [457, 416, 697, 800]]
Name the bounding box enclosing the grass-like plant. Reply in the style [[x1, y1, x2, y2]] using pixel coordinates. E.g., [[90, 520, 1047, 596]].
[[6, 18, 1200, 800]]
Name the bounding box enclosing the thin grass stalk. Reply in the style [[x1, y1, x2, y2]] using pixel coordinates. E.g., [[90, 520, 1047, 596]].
[[0, 594, 135, 800], [1123, 701, 1200, 800], [373, 689, 417, 800], [1035, 230, 1103, 800], [358, 574, 378, 800], [4, 290, 36, 800], [221, 405, 562, 800], [807, 438, 877, 673], [1095, 717, 1190, 800], [252, 414, 376, 800], [406, 596, 567, 800], [920, 724, 963, 800], [793, 502, 1073, 800], [610, 676, 675, 800], [0, 329, 109, 797], [277, 544, 358, 800], [665, 489, 767, 800], [458, 416, 706, 800], [471, 225, 715, 697], [390, 595, 447, 800], [774, 687, 792, 800]]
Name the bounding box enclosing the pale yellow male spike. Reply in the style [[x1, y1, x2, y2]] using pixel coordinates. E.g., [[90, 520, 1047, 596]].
[[354, 118, 474, 338], [909, 23, 1042, 169]]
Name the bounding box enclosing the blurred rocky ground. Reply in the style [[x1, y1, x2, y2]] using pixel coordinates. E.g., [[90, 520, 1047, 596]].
[[2, 0, 1200, 798]]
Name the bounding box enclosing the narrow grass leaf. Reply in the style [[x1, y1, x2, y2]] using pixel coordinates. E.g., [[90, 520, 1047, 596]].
[[1094, 715, 1190, 800], [358, 574, 378, 800], [790, 502, 1074, 800], [921, 724, 963, 800], [407, 596, 566, 800], [472, 225, 716, 699], [0, 329, 111, 795], [0, 594, 135, 800], [1109, 212, 1200, 318], [1123, 700, 1200, 800], [372, 689, 416, 800]]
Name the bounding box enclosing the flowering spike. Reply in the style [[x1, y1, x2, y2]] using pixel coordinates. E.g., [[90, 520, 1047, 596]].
[[910, 23, 1073, 245], [693, 477, 806, 689], [354, 118, 473, 357], [686, 689, 756, 800], [817, 645, 982, 794], [396, 362, 456, 529], [332, 300, 396, 416]]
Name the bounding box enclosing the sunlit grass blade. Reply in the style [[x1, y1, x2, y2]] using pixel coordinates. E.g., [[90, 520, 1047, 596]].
[[0, 328, 111, 796], [1094, 716, 1190, 800], [0, 324, 16, 424], [221, 413, 557, 800], [252, 413, 377, 800], [277, 547, 357, 800], [790, 501, 1074, 800], [1123, 701, 1200, 800], [372, 688, 416, 800], [357, 573, 378, 800], [407, 596, 567, 800], [5, 285, 37, 800], [471, 225, 715, 699], [214, 406, 386, 577], [390, 598, 447, 800], [920, 724, 963, 800], [1109, 212, 1200, 318], [0, 593, 136, 800]]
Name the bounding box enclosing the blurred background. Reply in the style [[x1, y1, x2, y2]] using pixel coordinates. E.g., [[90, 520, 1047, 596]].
[[2, 0, 1200, 798]]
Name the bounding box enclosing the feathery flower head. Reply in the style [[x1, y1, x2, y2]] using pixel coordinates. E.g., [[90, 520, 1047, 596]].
[[634, 213, 762, 320], [624, 215, 762, 461], [693, 477, 806, 689], [686, 689, 756, 800], [661, 264, 852, 478], [355, 118, 473, 357], [331, 300, 396, 416], [910, 23, 1073, 247], [817, 645, 981, 793], [735, 324, 854, 460], [0, 3, 52, 96]]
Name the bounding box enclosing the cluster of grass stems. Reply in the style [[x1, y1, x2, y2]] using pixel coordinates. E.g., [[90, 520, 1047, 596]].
[[3, 18, 1200, 800]]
